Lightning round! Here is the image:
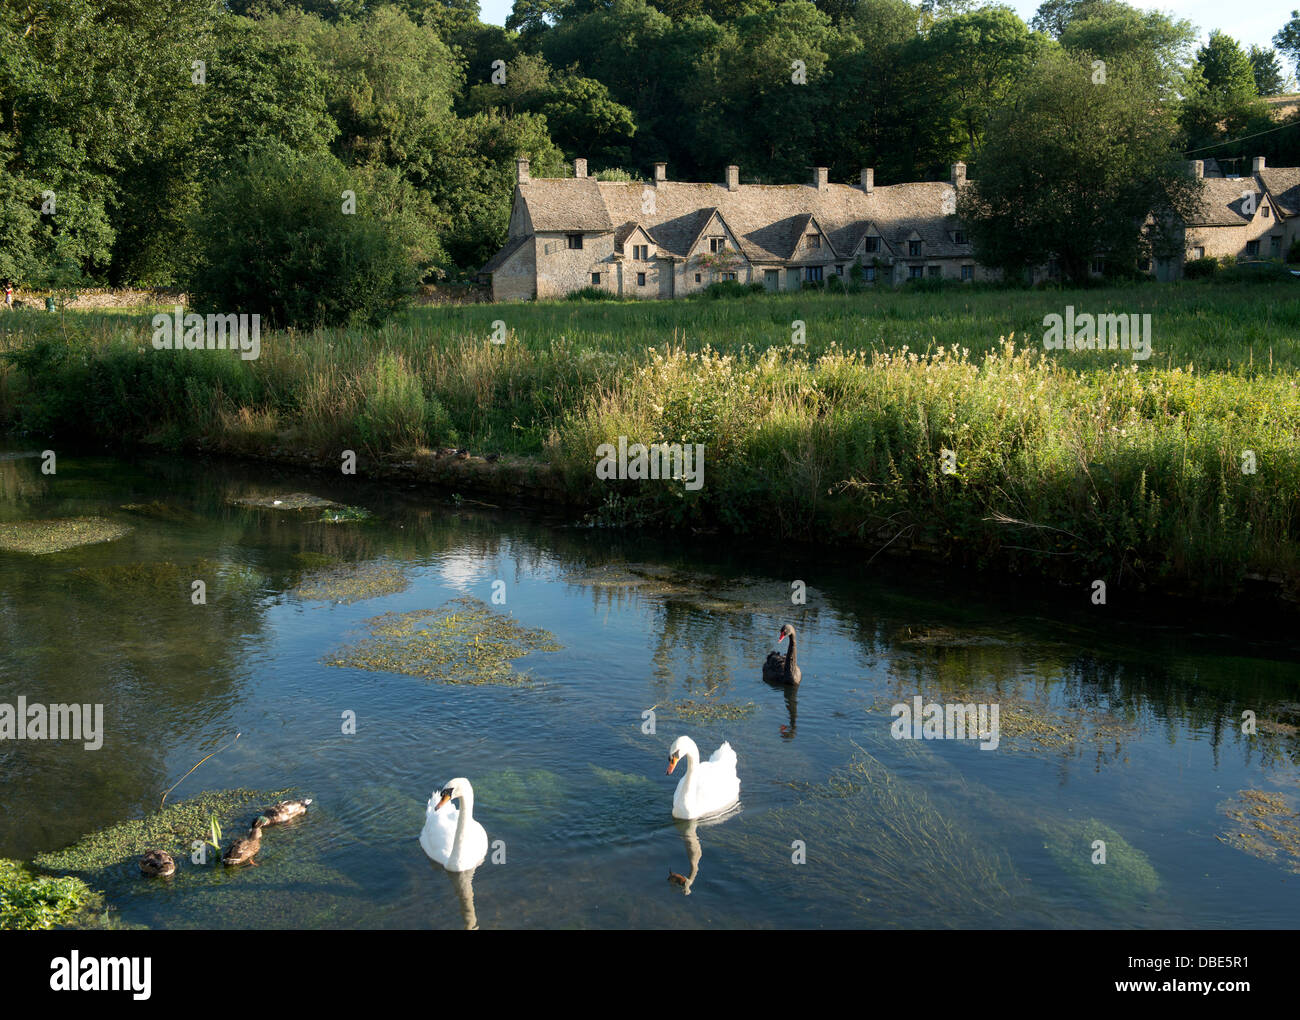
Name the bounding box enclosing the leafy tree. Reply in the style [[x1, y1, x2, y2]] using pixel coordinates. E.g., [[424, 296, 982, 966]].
[[1250, 45, 1288, 95], [960, 51, 1199, 285], [1058, 2, 1196, 96], [1182, 32, 1265, 150], [1275, 11, 1300, 76], [187, 147, 417, 329]]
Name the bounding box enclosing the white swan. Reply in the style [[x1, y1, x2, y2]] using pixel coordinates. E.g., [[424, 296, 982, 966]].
[[419, 777, 488, 872], [666, 736, 740, 820]]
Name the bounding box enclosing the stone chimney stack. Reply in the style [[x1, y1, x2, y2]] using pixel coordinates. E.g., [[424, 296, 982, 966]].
[[725, 165, 739, 192], [861, 168, 874, 194], [574, 158, 587, 179], [813, 166, 829, 190], [1189, 159, 1204, 179], [950, 162, 967, 186], [653, 162, 667, 185], [516, 158, 530, 185], [1253, 155, 1266, 173]]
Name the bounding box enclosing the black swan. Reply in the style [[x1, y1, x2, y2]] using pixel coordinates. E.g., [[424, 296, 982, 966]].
[[763, 623, 802, 685]]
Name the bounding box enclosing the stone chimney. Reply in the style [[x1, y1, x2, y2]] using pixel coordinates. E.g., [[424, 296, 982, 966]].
[[950, 162, 967, 186], [653, 162, 667, 185], [516, 158, 530, 185], [725, 165, 739, 192], [574, 158, 587, 179], [1189, 159, 1204, 179], [812, 166, 829, 190], [1253, 155, 1266, 173], [860, 168, 874, 194]]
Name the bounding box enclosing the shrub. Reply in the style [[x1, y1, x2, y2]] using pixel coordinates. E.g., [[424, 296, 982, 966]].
[[701, 280, 758, 299], [1182, 256, 1219, 279], [565, 286, 619, 301], [187, 147, 417, 330]]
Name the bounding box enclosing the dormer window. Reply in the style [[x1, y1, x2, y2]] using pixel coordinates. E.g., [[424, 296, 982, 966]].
[[567, 233, 583, 250], [1262, 205, 1270, 218], [633, 244, 650, 260], [953, 230, 967, 245], [807, 233, 821, 249], [709, 237, 727, 253], [908, 240, 922, 256], [864, 236, 880, 253]]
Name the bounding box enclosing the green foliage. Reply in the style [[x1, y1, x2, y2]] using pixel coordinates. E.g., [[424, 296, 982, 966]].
[[0, 859, 97, 930], [1248, 45, 1288, 97], [187, 148, 416, 329], [565, 286, 620, 301], [1182, 255, 1220, 279]]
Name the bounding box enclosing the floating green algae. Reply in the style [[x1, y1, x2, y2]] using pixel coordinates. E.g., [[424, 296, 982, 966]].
[[119, 501, 202, 524], [654, 698, 756, 722], [319, 505, 374, 524], [294, 561, 409, 604], [1038, 817, 1160, 901], [324, 596, 561, 685], [71, 558, 267, 600], [33, 789, 292, 874], [0, 517, 132, 555], [1217, 790, 1300, 874], [232, 492, 340, 511], [0, 859, 103, 930]]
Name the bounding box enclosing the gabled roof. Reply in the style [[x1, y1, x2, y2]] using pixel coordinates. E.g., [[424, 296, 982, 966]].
[[518, 178, 613, 232], [478, 234, 529, 275], [1261, 167, 1300, 217], [1187, 177, 1259, 226]]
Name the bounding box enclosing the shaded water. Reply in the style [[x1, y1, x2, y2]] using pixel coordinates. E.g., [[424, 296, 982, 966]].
[[1, 442, 1299, 929]]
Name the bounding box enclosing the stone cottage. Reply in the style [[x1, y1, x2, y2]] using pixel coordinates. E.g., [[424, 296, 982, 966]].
[[479, 156, 1300, 299]]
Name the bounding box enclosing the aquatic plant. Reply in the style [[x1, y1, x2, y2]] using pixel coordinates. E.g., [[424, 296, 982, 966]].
[[653, 699, 756, 722], [33, 789, 292, 873], [294, 561, 409, 604], [324, 596, 561, 685], [0, 517, 132, 554], [1217, 790, 1300, 873], [1038, 817, 1160, 901], [0, 859, 99, 930]]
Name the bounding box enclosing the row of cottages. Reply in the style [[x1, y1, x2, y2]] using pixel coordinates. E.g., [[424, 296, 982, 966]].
[[480, 158, 988, 301], [479, 156, 1300, 300]]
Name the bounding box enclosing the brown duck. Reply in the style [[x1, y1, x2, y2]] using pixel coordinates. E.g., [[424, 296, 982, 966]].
[[260, 798, 312, 826], [762, 624, 802, 685], [222, 818, 267, 866], [139, 849, 176, 877]]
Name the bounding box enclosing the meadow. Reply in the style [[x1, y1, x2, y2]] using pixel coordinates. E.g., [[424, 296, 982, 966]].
[[2, 278, 1298, 601]]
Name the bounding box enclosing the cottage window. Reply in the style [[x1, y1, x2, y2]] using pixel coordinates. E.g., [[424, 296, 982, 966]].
[[722, 272, 737, 281], [961, 265, 974, 281], [633, 244, 649, 260], [591, 272, 600, 285], [1245, 240, 1260, 257], [804, 266, 823, 282], [865, 267, 877, 282], [908, 265, 923, 280], [908, 240, 922, 256], [807, 234, 821, 249], [1091, 258, 1105, 274], [1191, 246, 1204, 260], [568, 233, 584, 250], [695, 273, 702, 283], [637, 272, 647, 286], [835, 265, 843, 275], [709, 237, 727, 253], [953, 230, 967, 245], [1262, 205, 1270, 218], [864, 236, 880, 253], [928, 265, 941, 279]]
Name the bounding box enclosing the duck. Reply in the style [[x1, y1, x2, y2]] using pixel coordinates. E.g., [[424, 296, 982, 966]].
[[222, 818, 267, 866], [762, 623, 802, 685], [420, 777, 488, 872], [139, 849, 176, 877], [666, 736, 740, 820], [259, 798, 312, 826]]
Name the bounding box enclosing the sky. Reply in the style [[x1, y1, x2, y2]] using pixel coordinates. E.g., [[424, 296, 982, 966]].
[[474, 0, 1297, 55]]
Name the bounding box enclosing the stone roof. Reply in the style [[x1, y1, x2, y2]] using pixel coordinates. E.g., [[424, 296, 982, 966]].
[[517, 178, 613, 232], [478, 234, 529, 275], [1260, 167, 1300, 218], [1187, 177, 1259, 226]]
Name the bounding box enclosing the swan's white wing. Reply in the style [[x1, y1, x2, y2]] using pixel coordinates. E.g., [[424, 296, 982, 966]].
[[709, 741, 738, 769], [420, 797, 458, 865]]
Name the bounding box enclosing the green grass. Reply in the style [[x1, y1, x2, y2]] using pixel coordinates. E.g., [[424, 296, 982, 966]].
[[2, 280, 1298, 600]]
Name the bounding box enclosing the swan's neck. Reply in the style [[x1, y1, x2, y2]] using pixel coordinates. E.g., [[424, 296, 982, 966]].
[[682, 749, 698, 790], [785, 633, 797, 676], [454, 790, 474, 847]]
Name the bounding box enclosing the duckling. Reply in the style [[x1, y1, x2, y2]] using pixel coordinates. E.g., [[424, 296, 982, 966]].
[[259, 798, 312, 826], [139, 849, 176, 877], [222, 818, 267, 866]]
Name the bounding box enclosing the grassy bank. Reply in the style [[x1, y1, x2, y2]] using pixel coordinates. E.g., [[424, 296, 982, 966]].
[[2, 280, 1298, 602]]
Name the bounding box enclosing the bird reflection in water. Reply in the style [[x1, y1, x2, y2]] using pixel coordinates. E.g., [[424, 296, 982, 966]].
[[667, 803, 742, 895]]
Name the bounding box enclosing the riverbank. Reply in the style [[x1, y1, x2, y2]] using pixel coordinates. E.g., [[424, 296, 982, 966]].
[[2, 281, 1298, 610]]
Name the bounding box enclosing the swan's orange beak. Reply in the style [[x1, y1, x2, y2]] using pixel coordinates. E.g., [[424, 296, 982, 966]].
[[435, 792, 452, 811], [666, 753, 679, 775]]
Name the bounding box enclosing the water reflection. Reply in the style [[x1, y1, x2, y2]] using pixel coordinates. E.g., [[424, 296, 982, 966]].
[[667, 804, 743, 896], [429, 858, 480, 930]]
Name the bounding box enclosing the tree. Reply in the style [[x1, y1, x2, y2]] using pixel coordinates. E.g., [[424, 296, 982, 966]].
[[1250, 46, 1288, 95], [1058, 3, 1197, 96], [187, 147, 417, 329], [1182, 32, 1266, 150], [1275, 11, 1300, 76], [1030, 0, 1111, 39], [960, 51, 1199, 285]]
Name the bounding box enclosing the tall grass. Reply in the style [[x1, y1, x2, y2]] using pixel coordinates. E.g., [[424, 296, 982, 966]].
[[1, 280, 1297, 597]]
